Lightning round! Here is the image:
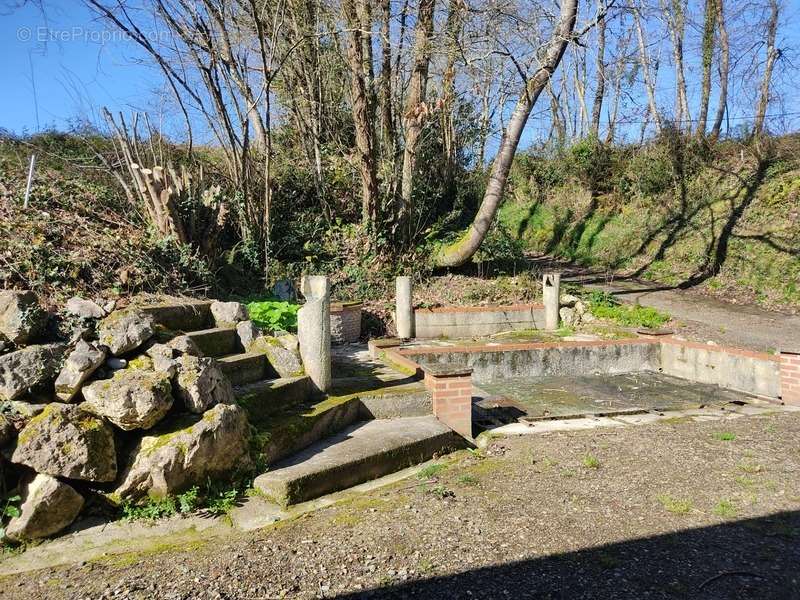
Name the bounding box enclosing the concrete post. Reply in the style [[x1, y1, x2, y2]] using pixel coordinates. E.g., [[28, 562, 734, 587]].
[[298, 275, 331, 394], [543, 272, 561, 331], [395, 276, 415, 340]]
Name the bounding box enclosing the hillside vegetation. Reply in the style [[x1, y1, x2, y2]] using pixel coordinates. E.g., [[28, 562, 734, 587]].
[[500, 134, 800, 311], [1, 132, 798, 313]]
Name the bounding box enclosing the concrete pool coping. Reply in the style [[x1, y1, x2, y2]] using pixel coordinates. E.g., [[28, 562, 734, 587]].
[[369, 335, 795, 437]]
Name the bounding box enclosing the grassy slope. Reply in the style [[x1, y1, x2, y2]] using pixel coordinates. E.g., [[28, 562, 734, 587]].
[[499, 137, 800, 312]]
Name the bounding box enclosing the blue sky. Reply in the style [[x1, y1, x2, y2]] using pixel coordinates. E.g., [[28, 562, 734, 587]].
[[1, 2, 166, 134]]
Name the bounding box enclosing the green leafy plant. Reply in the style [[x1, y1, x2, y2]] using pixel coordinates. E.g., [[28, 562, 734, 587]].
[[177, 487, 200, 514], [246, 298, 300, 332], [205, 488, 239, 516], [121, 496, 178, 521], [586, 291, 670, 329], [0, 494, 22, 539], [712, 432, 736, 441]]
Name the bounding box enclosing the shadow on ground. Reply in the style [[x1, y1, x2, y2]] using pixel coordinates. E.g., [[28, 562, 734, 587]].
[[335, 510, 800, 599]]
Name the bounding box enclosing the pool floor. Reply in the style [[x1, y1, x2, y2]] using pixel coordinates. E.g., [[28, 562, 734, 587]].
[[475, 371, 766, 420]]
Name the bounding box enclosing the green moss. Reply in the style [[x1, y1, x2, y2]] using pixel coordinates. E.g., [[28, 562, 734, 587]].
[[128, 355, 155, 370], [141, 415, 200, 457]]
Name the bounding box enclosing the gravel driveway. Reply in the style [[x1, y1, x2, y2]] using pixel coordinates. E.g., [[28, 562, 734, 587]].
[[5, 412, 800, 599]]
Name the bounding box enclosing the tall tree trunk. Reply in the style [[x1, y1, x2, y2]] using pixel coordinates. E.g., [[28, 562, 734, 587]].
[[630, 0, 662, 134], [441, 0, 464, 202], [399, 0, 436, 239], [434, 0, 579, 267], [590, 0, 607, 138], [696, 0, 716, 135], [378, 0, 395, 154], [343, 0, 380, 227], [753, 0, 780, 136], [662, 0, 690, 128], [710, 0, 729, 139]]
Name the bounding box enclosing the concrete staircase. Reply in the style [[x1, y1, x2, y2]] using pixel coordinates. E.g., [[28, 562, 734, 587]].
[[143, 300, 467, 509], [253, 416, 463, 506]]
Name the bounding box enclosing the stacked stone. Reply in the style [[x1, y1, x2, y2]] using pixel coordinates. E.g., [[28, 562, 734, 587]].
[[0, 292, 250, 543]]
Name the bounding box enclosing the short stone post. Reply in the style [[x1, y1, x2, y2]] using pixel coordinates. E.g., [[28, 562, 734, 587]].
[[298, 275, 331, 394], [543, 272, 561, 331], [423, 364, 473, 439], [779, 350, 800, 405], [395, 276, 415, 340]]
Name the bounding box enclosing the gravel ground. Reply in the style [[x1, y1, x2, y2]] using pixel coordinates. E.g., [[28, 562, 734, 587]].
[[4, 412, 800, 600]]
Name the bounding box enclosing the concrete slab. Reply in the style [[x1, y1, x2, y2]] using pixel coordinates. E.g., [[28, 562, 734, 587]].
[[253, 416, 466, 506], [477, 371, 762, 419]]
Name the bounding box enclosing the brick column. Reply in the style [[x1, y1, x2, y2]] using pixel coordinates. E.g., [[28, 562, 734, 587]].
[[422, 364, 473, 439], [780, 351, 800, 405]]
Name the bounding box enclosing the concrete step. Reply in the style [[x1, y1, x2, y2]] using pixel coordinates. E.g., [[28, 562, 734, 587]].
[[219, 352, 269, 386], [138, 299, 214, 332], [185, 326, 240, 357], [253, 416, 466, 507], [235, 376, 313, 424]]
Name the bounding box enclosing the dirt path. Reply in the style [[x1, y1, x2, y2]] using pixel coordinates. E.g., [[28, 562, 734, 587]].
[[532, 258, 800, 352], [6, 412, 800, 599]]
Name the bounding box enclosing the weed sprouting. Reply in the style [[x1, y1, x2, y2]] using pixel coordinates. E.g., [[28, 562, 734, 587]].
[[713, 499, 737, 518], [657, 494, 693, 515], [582, 455, 601, 469], [417, 463, 447, 480]]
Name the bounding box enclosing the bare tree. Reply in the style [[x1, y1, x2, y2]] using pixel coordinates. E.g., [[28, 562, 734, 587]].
[[630, 0, 662, 134], [753, 0, 780, 136], [710, 0, 729, 139], [590, 0, 608, 137], [696, 0, 716, 135], [342, 0, 380, 227], [399, 0, 436, 239], [435, 0, 580, 267]]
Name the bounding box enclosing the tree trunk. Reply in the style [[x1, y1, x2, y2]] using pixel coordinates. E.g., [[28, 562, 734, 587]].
[[378, 0, 395, 155], [753, 0, 779, 136], [710, 0, 729, 139], [434, 0, 579, 267], [399, 0, 436, 239], [342, 0, 380, 227], [590, 0, 607, 138], [631, 0, 662, 134], [441, 0, 464, 202], [662, 0, 690, 129], [696, 0, 716, 135]]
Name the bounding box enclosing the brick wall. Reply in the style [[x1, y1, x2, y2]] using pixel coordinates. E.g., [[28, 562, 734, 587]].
[[330, 303, 362, 344], [423, 366, 473, 439], [780, 352, 800, 405]]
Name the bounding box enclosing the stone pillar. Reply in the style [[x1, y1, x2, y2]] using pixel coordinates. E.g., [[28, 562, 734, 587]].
[[298, 275, 331, 394], [423, 364, 473, 439], [543, 272, 561, 331], [395, 276, 415, 340], [779, 350, 800, 405]]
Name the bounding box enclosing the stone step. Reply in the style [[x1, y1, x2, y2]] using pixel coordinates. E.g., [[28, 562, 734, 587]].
[[234, 376, 314, 424], [253, 416, 466, 507], [138, 300, 214, 332], [219, 352, 269, 386], [184, 326, 240, 357]]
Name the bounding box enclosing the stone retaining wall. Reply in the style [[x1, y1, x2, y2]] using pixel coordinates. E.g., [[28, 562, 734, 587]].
[[413, 304, 546, 338]]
